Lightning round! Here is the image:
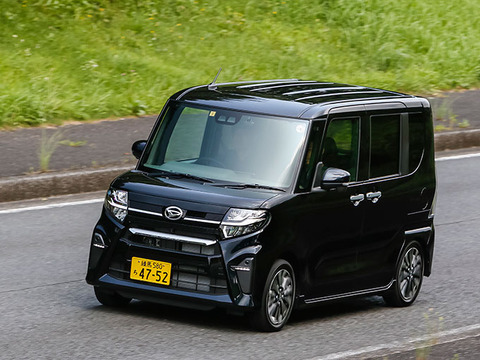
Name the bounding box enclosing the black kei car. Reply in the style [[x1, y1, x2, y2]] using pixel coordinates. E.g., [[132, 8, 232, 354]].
[[86, 79, 436, 331]]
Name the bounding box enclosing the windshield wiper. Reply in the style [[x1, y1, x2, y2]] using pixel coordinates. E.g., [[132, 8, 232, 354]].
[[143, 170, 214, 183], [212, 183, 286, 192]]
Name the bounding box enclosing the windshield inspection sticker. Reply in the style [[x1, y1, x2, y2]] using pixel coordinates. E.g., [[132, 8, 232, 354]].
[[296, 124, 306, 133]]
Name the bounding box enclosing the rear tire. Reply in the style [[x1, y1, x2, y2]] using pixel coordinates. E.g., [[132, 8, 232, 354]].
[[383, 241, 424, 307], [249, 259, 296, 332], [94, 286, 131, 307]]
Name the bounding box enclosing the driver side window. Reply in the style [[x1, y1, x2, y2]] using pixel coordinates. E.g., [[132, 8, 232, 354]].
[[321, 117, 360, 181]]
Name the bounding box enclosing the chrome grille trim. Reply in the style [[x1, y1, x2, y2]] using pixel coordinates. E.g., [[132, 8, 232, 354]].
[[129, 207, 221, 225], [184, 216, 221, 225], [129, 228, 217, 246], [129, 207, 163, 217]]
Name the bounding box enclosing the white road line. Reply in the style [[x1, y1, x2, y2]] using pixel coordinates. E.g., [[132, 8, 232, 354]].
[[312, 323, 480, 360], [436, 152, 480, 161], [0, 198, 104, 215]]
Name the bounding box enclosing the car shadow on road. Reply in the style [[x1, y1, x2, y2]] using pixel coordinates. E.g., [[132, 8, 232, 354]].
[[91, 300, 253, 332], [89, 295, 388, 332], [290, 295, 387, 324]]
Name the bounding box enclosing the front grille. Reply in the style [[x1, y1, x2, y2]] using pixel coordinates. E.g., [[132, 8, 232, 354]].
[[111, 196, 230, 296], [107, 236, 228, 295], [128, 213, 219, 241], [172, 262, 227, 293], [130, 234, 220, 255]]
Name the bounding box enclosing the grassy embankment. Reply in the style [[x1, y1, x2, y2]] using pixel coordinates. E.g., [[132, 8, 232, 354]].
[[1, 0, 480, 128]]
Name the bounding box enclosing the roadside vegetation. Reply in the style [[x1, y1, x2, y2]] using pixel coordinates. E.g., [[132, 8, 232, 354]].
[[1, 0, 480, 128]]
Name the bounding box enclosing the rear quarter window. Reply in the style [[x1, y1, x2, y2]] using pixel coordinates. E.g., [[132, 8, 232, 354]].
[[408, 113, 425, 172], [370, 114, 401, 178]]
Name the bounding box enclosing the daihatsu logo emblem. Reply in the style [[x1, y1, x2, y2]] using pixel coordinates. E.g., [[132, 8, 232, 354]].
[[164, 206, 184, 221]]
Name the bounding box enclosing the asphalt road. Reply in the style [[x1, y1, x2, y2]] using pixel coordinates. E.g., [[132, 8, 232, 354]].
[[1, 152, 480, 360]]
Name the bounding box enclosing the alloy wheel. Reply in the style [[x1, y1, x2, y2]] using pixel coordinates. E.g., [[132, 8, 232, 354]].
[[266, 268, 294, 326], [398, 247, 423, 302]]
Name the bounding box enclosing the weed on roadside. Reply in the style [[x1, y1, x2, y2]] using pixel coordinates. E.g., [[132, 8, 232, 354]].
[[414, 308, 445, 360], [38, 129, 63, 172], [431, 97, 470, 131], [59, 139, 87, 147]]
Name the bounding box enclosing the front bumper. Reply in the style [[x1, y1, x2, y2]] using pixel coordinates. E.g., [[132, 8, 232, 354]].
[[86, 210, 262, 310]]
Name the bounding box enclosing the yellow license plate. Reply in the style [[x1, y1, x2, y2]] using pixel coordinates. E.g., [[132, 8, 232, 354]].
[[130, 257, 172, 286]]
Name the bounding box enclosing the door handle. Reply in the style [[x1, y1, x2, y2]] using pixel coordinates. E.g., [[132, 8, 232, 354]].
[[350, 194, 365, 207], [366, 191, 382, 203]]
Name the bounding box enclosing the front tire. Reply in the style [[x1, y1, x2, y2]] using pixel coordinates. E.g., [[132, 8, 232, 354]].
[[94, 286, 131, 307], [384, 241, 424, 307], [249, 259, 296, 332]]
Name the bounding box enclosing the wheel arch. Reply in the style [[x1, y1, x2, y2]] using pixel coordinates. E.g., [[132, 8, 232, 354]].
[[384, 237, 426, 306], [403, 226, 434, 277], [277, 250, 306, 300]]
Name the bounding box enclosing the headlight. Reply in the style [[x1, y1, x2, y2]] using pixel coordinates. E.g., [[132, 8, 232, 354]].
[[220, 208, 270, 239], [104, 189, 128, 222]]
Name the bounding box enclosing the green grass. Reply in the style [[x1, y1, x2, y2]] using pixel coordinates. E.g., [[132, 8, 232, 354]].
[[1, 0, 480, 128]]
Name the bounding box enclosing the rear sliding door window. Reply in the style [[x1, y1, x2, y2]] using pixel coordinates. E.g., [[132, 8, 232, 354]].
[[370, 114, 400, 178]]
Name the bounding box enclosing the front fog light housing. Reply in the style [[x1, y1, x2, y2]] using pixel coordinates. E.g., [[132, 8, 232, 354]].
[[220, 208, 270, 239], [231, 257, 254, 293], [92, 233, 107, 249], [104, 189, 128, 222]]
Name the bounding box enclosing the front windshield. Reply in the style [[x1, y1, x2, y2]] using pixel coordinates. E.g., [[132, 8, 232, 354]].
[[141, 103, 309, 189]]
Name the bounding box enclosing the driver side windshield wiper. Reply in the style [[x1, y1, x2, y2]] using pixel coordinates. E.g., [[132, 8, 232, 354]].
[[144, 170, 214, 183], [212, 183, 286, 192]]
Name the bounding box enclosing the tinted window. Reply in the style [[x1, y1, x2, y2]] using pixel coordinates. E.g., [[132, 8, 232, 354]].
[[321, 117, 360, 181], [409, 113, 425, 172], [370, 115, 400, 178], [143, 105, 308, 188], [164, 108, 209, 162]]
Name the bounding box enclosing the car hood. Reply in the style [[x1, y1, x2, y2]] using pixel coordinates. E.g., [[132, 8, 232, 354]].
[[111, 171, 281, 220]]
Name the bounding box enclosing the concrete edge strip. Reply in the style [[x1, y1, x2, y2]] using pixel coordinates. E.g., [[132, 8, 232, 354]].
[[311, 323, 480, 360], [0, 165, 133, 184], [0, 165, 132, 202], [434, 128, 480, 151]]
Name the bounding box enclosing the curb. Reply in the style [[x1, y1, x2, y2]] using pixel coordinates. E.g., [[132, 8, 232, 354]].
[[0, 166, 132, 203], [0, 130, 479, 203], [434, 128, 480, 151]]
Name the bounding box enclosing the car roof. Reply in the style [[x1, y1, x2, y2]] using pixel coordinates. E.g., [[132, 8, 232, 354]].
[[172, 79, 425, 119]]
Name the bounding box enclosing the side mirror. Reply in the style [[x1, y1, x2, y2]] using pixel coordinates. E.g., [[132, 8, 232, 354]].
[[321, 167, 351, 189], [132, 140, 147, 160], [312, 162, 350, 190]]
